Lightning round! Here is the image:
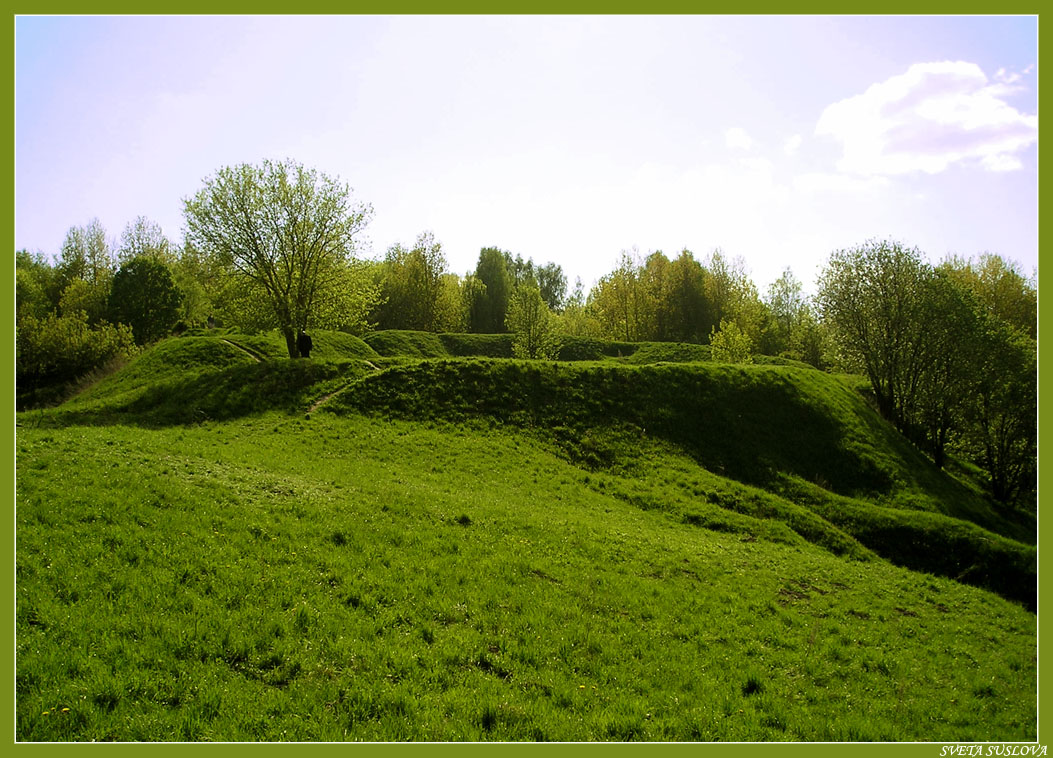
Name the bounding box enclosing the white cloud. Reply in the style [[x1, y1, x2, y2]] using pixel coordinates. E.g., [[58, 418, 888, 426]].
[[815, 61, 1037, 176], [724, 126, 754, 150], [783, 134, 802, 156]]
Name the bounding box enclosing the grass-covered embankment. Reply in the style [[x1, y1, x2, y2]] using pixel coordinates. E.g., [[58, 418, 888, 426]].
[[328, 357, 1035, 607], [14, 330, 1037, 741], [16, 413, 1037, 741]]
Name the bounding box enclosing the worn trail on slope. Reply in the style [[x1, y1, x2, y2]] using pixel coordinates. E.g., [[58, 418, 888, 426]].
[[222, 338, 266, 363], [308, 360, 380, 414]]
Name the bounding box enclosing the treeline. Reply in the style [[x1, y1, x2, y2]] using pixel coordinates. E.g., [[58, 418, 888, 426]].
[[16, 217, 191, 406], [15, 159, 1036, 508], [364, 237, 827, 366], [819, 241, 1036, 506]]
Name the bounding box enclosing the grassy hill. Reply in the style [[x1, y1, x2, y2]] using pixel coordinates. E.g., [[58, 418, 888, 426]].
[[14, 330, 1037, 741]]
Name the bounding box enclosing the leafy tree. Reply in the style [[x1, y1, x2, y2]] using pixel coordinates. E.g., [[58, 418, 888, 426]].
[[666, 250, 713, 343], [56, 219, 115, 324], [469, 247, 513, 333], [57, 218, 113, 291], [639, 251, 673, 341], [762, 267, 806, 355], [507, 283, 559, 359], [16, 250, 60, 321], [504, 252, 536, 289], [791, 307, 832, 370], [591, 249, 646, 341], [943, 253, 1036, 339], [170, 242, 216, 326], [375, 231, 449, 331], [183, 159, 375, 357], [913, 270, 984, 468], [556, 277, 600, 338], [709, 319, 753, 364], [434, 273, 467, 332], [59, 278, 110, 325], [108, 257, 184, 344], [461, 274, 489, 333], [816, 239, 932, 430], [118, 216, 175, 265], [535, 262, 568, 313], [17, 310, 137, 402], [962, 321, 1036, 504]]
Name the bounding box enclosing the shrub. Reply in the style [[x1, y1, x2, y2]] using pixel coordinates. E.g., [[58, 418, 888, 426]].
[[710, 320, 753, 364], [17, 311, 139, 405]]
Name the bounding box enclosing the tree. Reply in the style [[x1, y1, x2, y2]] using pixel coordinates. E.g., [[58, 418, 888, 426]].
[[535, 262, 568, 313], [17, 310, 137, 403], [507, 283, 559, 359], [640, 251, 673, 341], [591, 249, 646, 341], [762, 267, 806, 356], [816, 239, 932, 431], [913, 270, 984, 468], [56, 219, 115, 324], [375, 231, 449, 331], [469, 247, 513, 333], [118, 216, 175, 265], [16, 250, 60, 321], [710, 319, 754, 364], [666, 250, 713, 343], [942, 253, 1036, 339], [57, 218, 113, 293], [183, 159, 375, 358], [108, 257, 184, 345], [59, 279, 110, 325], [962, 321, 1036, 504], [556, 277, 600, 338]]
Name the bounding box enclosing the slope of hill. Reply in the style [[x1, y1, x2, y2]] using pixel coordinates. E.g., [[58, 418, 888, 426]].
[[15, 412, 1037, 741], [327, 357, 1034, 606], [14, 331, 1037, 741]]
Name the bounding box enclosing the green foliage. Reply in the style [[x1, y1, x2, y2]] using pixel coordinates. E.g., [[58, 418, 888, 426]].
[[817, 239, 931, 427], [506, 284, 560, 359], [665, 250, 715, 342], [108, 257, 184, 345], [590, 249, 647, 341], [16, 311, 138, 405], [961, 321, 1036, 505], [117, 216, 174, 265], [16, 249, 62, 319], [535, 262, 567, 312], [469, 247, 513, 333], [942, 252, 1036, 339], [375, 232, 453, 332], [58, 278, 110, 325], [817, 240, 1036, 505], [183, 159, 376, 357], [709, 319, 754, 364], [57, 218, 114, 295]]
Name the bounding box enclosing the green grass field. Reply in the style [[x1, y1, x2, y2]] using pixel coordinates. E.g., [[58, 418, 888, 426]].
[[15, 330, 1037, 741]]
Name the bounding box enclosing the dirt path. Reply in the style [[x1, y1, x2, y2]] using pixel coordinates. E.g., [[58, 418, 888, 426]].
[[221, 338, 266, 363], [307, 360, 380, 414]]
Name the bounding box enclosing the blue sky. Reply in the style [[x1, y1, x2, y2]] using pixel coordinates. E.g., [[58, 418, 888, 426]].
[[15, 15, 1037, 293]]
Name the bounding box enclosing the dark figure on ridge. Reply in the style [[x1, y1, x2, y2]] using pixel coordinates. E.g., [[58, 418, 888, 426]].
[[297, 330, 313, 359]]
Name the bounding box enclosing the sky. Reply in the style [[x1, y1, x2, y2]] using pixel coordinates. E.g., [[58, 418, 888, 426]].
[[14, 14, 1038, 295]]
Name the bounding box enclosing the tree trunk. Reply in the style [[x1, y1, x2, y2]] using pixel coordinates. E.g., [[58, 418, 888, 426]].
[[283, 327, 299, 359]]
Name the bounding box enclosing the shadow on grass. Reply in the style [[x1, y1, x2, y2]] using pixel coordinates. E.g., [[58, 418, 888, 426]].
[[29, 359, 373, 429]]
